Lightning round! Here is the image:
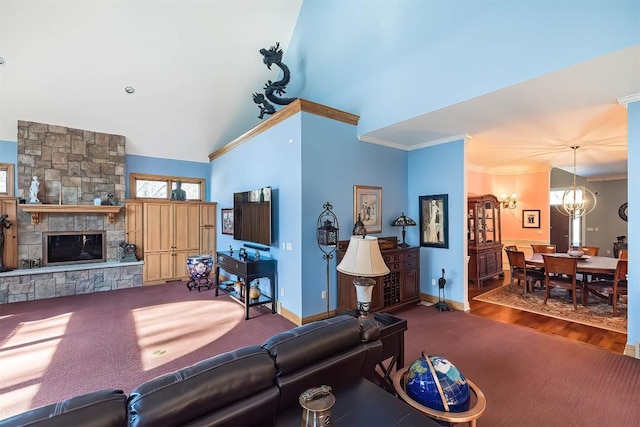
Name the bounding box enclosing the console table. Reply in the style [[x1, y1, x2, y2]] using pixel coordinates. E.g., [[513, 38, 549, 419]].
[[214, 250, 276, 320], [371, 312, 407, 393]]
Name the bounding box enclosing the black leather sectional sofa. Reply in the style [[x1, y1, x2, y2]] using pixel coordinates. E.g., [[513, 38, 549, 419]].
[[0, 315, 383, 427]]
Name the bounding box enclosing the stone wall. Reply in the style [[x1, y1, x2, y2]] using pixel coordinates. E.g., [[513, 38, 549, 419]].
[[16, 121, 127, 264], [17, 120, 125, 204]]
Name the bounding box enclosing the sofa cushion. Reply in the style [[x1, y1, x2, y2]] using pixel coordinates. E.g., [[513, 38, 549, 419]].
[[262, 315, 383, 411], [0, 389, 127, 427], [262, 315, 364, 375], [127, 346, 279, 427]]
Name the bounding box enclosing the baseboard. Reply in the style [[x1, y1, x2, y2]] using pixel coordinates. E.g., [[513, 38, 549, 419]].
[[420, 293, 466, 311], [624, 342, 639, 359], [277, 303, 302, 325]]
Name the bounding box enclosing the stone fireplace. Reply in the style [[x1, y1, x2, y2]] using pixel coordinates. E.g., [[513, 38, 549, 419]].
[[0, 121, 142, 303]]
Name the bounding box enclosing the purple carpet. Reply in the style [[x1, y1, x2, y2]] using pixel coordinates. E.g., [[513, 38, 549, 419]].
[[1, 284, 639, 426]]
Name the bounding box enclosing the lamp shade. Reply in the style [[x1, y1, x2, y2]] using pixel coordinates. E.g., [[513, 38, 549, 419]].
[[337, 235, 390, 277], [391, 212, 417, 227]]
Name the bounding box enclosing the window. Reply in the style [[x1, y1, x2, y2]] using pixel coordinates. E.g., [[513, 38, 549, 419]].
[[0, 163, 15, 197], [130, 173, 205, 201]]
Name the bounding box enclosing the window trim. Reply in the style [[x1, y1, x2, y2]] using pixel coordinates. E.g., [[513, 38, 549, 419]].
[[0, 163, 15, 197], [129, 173, 205, 201]]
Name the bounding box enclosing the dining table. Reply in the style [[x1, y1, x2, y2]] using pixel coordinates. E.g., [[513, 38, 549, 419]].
[[526, 253, 618, 276]]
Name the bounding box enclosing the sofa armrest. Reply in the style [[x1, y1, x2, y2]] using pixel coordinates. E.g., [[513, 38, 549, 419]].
[[0, 389, 127, 427]]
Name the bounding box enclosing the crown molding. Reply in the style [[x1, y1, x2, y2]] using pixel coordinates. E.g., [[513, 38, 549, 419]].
[[617, 93, 640, 108], [358, 133, 473, 152], [357, 135, 409, 150], [209, 99, 359, 161]]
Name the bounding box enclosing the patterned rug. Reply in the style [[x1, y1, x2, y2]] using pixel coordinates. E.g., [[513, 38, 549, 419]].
[[473, 284, 627, 333]]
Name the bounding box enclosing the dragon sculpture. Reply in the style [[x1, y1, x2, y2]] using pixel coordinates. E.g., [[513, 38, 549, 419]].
[[253, 42, 296, 119]]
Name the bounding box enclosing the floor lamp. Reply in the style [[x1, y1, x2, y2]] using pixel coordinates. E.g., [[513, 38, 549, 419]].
[[317, 202, 339, 319]]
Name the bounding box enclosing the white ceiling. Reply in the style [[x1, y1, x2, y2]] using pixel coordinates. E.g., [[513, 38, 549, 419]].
[[361, 45, 640, 180]]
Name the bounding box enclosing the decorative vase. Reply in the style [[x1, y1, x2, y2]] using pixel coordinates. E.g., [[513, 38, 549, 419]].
[[234, 280, 244, 297], [249, 283, 261, 300], [567, 246, 584, 258]]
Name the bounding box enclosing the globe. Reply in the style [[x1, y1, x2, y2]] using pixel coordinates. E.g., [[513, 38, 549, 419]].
[[405, 353, 470, 413]]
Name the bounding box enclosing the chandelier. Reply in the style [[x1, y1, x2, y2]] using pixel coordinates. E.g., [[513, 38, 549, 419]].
[[555, 146, 597, 219]]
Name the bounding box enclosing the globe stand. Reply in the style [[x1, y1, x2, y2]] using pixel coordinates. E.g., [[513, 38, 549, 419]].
[[393, 366, 486, 427]]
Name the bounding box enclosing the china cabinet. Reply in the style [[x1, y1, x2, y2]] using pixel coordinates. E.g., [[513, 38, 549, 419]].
[[468, 194, 503, 286]]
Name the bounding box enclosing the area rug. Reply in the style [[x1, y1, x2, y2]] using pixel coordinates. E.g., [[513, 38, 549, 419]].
[[473, 284, 627, 333]]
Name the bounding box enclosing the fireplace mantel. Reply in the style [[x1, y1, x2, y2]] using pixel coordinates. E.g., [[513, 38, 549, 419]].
[[19, 205, 123, 225]]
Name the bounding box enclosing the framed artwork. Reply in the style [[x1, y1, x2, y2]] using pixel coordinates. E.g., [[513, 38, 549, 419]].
[[221, 208, 234, 235], [522, 209, 541, 228], [419, 194, 449, 248], [353, 185, 382, 234]]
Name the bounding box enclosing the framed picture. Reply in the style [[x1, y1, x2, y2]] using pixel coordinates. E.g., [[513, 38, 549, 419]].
[[419, 194, 449, 248], [221, 208, 234, 235], [522, 209, 541, 228], [354, 185, 382, 234]]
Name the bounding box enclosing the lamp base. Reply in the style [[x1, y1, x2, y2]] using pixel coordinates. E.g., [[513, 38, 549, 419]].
[[353, 277, 376, 318]]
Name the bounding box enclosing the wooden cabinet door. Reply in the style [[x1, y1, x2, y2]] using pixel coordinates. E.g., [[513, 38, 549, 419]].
[[124, 201, 144, 260], [144, 203, 174, 252], [143, 251, 174, 282], [199, 203, 217, 256], [0, 198, 18, 269], [174, 204, 200, 253]]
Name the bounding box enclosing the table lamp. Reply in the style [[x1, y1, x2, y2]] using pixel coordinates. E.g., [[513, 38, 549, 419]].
[[337, 235, 390, 317], [391, 212, 416, 247]]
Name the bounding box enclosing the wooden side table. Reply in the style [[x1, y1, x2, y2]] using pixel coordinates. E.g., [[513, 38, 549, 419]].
[[393, 367, 486, 427]]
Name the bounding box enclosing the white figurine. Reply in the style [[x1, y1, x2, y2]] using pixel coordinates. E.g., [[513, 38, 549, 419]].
[[29, 176, 40, 203]]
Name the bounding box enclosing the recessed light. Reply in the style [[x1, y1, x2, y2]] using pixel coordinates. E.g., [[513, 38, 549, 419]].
[[125, 86, 135, 94]]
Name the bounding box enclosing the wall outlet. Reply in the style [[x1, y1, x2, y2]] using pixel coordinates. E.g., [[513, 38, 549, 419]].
[[432, 278, 437, 287], [280, 288, 285, 297], [321, 290, 327, 299]]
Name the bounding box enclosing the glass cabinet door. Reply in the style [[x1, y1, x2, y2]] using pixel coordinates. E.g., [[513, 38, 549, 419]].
[[484, 202, 495, 243]]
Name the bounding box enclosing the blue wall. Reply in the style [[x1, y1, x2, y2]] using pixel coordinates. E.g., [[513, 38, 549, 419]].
[[627, 100, 638, 348], [300, 112, 407, 317], [211, 114, 304, 314], [407, 139, 467, 306], [211, 108, 408, 319]]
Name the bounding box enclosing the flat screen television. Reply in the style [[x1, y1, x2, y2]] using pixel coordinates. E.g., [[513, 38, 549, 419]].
[[233, 186, 272, 248]]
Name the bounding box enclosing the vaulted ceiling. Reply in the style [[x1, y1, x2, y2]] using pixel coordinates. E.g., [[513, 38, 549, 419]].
[[1, 1, 637, 180]]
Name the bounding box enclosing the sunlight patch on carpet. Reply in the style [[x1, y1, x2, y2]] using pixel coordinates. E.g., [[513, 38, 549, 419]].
[[132, 300, 242, 370], [473, 285, 627, 334], [0, 313, 72, 417]]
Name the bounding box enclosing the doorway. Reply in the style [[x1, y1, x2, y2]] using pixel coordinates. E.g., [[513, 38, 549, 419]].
[[550, 207, 570, 252]]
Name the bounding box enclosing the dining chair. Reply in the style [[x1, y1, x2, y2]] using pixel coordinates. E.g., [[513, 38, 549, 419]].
[[506, 249, 544, 297], [542, 255, 580, 309], [504, 245, 518, 252], [579, 246, 599, 256], [618, 249, 628, 260], [583, 259, 628, 316], [531, 244, 556, 254]]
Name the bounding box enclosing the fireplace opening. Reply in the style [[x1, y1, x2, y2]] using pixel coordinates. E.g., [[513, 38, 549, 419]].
[[43, 231, 106, 266]]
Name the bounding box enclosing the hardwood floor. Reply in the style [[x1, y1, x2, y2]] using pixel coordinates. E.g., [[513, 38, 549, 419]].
[[468, 273, 627, 354]]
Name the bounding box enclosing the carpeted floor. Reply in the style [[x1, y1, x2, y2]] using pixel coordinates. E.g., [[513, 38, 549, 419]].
[[473, 284, 627, 333], [1, 282, 639, 426]]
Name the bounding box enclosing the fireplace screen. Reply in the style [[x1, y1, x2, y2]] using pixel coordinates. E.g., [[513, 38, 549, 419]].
[[43, 231, 106, 266]]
